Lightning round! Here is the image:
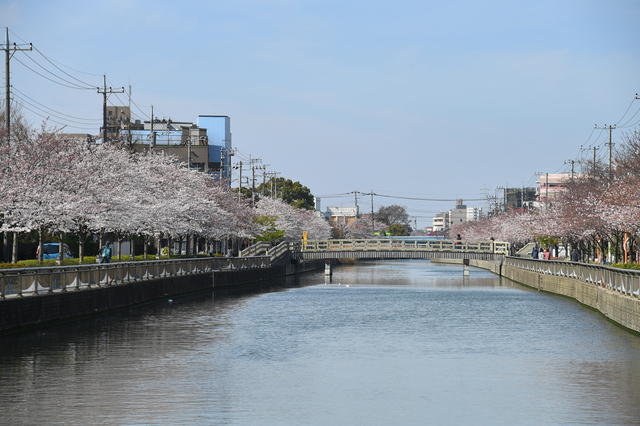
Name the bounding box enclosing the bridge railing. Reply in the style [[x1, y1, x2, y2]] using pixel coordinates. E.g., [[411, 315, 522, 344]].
[[302, 239, 508, 254], [505, 256, 640, 297], [0, 256, 271, 299], [239, 241, 272, 257]]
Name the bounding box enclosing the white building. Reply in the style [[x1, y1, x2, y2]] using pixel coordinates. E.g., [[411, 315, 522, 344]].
[[466, 206, 483, 221]]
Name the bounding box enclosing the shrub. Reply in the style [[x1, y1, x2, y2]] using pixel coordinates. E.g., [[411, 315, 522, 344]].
[[610, 263, 640, 271], [0, 262, 27, 269]]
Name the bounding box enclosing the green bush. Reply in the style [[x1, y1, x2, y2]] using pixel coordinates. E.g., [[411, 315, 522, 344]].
[[0, 262, 27, 269], [610, 263, 640, 271]]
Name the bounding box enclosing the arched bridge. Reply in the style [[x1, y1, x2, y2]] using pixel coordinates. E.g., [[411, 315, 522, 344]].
[[298, 239, 509, 261]]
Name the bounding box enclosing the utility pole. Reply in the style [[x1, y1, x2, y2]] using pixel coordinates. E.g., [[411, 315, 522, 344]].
[[595, 124, 616, 177], [237, 161, 243, 201], [3, 28, 32, 144], [593, 146, 599, 170], [371, 191, 374, 234], [150, 105, 156, 149], [261, 165, 269, 195], [545, 173, 548, 202], [97, 75, 124, 143], [504, 181, 508, 212], [3, 29, 31, 263], [249, 157, 261, 206], [354, 191, 359, 217]]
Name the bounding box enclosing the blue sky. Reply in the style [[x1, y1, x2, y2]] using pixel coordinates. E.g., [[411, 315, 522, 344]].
[[3, 0, 640, 228]]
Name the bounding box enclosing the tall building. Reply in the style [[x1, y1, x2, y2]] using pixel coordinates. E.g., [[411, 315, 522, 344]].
[[198, 116, 232, 179], [449, 199, 467, 227]]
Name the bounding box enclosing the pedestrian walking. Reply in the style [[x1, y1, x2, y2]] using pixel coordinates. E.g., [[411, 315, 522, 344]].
[[100, 242, 112, 264], [543, 247, 550, 260], [571, 248, 580, 262], [531, 246, 539, 259]]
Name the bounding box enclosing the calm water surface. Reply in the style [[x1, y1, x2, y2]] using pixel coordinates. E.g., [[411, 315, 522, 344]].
[[1, 260, 640, 425]]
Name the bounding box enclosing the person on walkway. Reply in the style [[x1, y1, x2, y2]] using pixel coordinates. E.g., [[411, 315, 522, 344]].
[[100, 242, 112, 264], [543, 247, 550, 260], [456, 234, 462, 249], [571, 248, 580, 262], [531, 246, 539, 259]]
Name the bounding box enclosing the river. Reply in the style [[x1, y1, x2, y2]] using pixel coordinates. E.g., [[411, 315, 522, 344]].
[[1, 260, 640, 425]]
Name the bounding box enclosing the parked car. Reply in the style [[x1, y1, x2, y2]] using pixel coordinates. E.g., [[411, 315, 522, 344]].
[[36, 243, 74, 260]]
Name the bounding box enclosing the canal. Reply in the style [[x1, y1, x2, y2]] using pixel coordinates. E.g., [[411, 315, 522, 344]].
[[1, 260, 640, 425]]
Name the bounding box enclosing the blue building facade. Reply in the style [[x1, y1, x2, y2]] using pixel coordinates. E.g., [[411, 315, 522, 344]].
[[198, 116, 231, 179]]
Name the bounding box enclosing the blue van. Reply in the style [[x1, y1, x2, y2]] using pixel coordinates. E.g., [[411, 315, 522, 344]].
[[36, 243, 74, 260]]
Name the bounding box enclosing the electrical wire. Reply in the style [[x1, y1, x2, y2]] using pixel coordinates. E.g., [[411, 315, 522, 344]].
[[11, 87, 101, 123], [16, 102, 96, 132], [30, 45, 96, 89], [614, 95, 637, 126], [12, 93, 101, 126], [12, 56, 94, 90], [617, 105, 640, 128]]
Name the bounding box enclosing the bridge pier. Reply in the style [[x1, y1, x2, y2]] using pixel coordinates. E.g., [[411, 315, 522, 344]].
[[324, 259, 332, 276], [463, 259, 470, 276]]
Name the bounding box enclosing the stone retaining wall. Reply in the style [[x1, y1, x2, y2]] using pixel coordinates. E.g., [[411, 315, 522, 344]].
[[503, 264, 640, 334], [433, 257, 640, 335], [0, 260, 324, 334]]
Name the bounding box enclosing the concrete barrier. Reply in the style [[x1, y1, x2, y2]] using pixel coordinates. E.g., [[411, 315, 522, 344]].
[[503, 263, 640, 334], [434, 257, 640, 335], [0, 259, 324, 334]]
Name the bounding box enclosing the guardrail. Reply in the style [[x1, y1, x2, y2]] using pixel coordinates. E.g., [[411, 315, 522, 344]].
[[239, 241, 272, 257], [505, 257, 640, 297], [302, 239, 509, 254], [269, 241, 301, 264], [0, 256, 273, 299]]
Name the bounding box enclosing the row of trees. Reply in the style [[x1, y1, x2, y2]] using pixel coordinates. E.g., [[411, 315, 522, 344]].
[[0, 122, 332, 263], [452, 129, 640, 263]]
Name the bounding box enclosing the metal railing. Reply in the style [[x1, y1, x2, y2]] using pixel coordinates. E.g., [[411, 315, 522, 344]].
[[505, 257, 640, 297], [302, 239, 509, 254], [0, 256, 273, 299]]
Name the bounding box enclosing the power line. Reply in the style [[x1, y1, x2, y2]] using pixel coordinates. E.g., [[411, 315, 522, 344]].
[[12, 56, 93, 90], [31, 44, 96, 88], [19, 48, 94, 89], [11, 86, 101, 123]]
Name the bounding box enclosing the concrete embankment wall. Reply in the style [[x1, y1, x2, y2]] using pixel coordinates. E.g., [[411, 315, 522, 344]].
[[0, 260, 324, 334], [433, 257, 640, 335], [503, 264, 640, 334], [431, 258, 502, 275]]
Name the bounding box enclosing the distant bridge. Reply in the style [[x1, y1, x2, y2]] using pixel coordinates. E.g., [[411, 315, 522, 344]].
[[298, 239, 508, 261]]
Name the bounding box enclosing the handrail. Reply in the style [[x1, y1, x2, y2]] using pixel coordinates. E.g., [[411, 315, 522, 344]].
[[0, 256, 273, 299], [504, 256, 640, 297], [239, 241, 272, 257], [302, 239, 509, 254], [270, 241, 300, 263]]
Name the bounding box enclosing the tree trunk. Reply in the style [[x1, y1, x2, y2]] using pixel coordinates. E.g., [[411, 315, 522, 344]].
[[144, 236, 148, 259], [3, 231, 9, 263], [38, 226, 44, 262], [78, 232, 86, 263], [12, 232, 18, 264], [57, 232, 64, 265]]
